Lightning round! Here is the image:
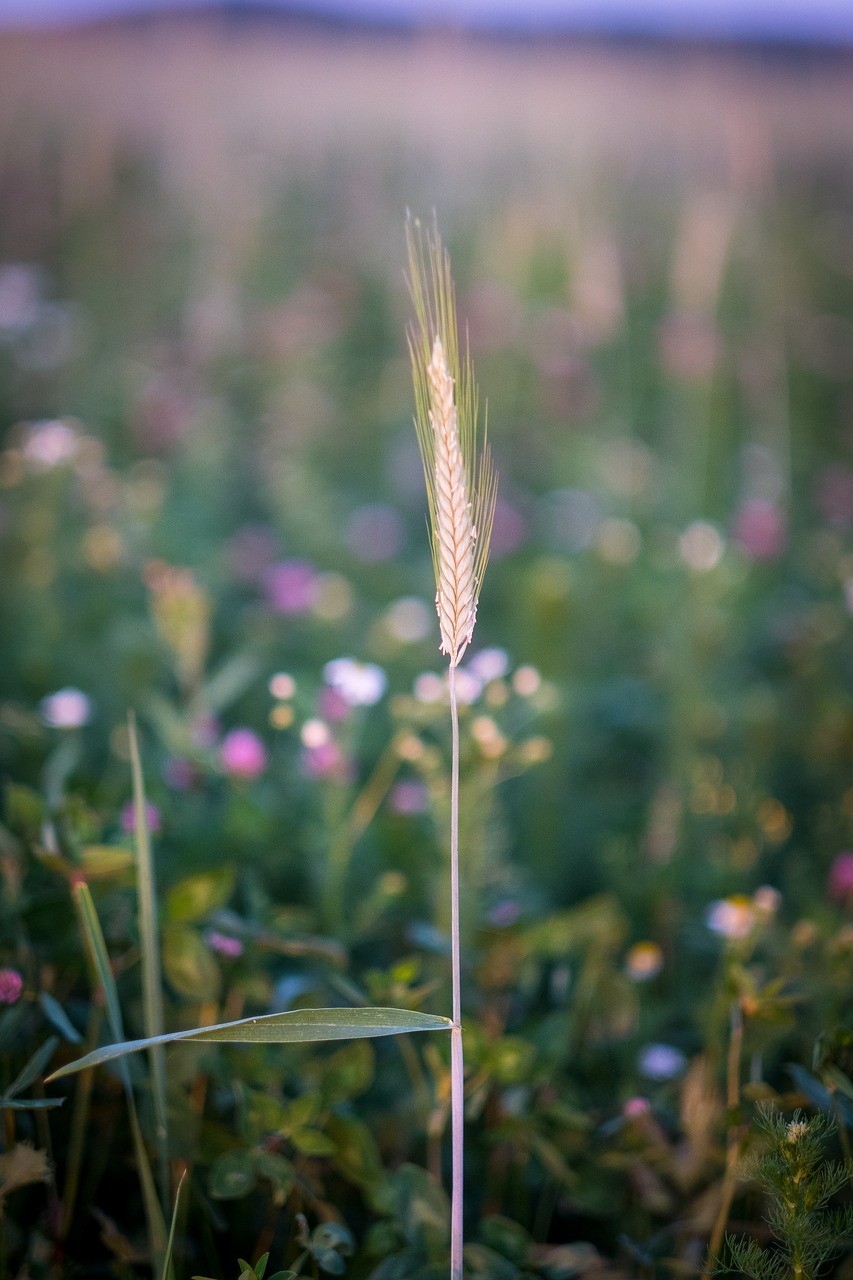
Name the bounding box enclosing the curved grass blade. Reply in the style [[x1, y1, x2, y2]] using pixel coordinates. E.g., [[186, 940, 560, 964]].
[[72, 882, 169, 1267], [40, 992, 82, 1044], [1, 1097, 65, 1111], [4, 1036, 59, 1100], [48, 1007, 452, 1081], [161, 1169, 186, 1280], [0, 1033, 64, 1112], [128, 712, 169, 1204]]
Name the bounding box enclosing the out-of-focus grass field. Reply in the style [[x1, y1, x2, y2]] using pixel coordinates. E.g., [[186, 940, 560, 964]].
[[3, 18, 853, 1280]]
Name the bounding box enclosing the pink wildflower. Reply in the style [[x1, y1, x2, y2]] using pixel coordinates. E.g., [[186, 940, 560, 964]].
[[318, 686, 351, 722], [828, 852, 853, 906], [206, 931, 244, 958], [121, 801, 161, 835], [0, 968, 23, 1005], [220, 729, 267, 779], [263, 559, 318, 614], [732, 499, 786, 561], [302, 740, 354, 784]]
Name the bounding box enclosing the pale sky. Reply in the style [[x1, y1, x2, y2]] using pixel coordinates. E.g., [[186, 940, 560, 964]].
[[1, 0, 853, 39]]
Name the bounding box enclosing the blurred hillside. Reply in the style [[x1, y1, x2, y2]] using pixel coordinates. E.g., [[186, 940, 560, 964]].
[[1, 15, 853, 257]]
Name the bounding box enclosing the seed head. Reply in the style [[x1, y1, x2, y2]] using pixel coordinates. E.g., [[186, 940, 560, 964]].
[[406, 217, 497, 667]]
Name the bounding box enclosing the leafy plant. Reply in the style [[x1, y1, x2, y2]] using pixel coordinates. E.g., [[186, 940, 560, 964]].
[[718, 1108, 853, 1280]]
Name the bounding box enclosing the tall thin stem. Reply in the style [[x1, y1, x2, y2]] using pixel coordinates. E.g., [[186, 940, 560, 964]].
[[407, 218, 496, 1280], [705, 999, 745, 1275], [449, 664, 464, 1280]]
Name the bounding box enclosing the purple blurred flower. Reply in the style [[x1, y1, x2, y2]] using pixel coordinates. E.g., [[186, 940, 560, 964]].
[[302, 740, 354, 783], [206, 930, 244, 958], [220, 728, 267, 779], [0, 968, 23, 1005], [732, 498, 786, 560], [229, 525, 279, 584], [163, 757, 195, 790], [490, 498, 527, 557], [637, 1043, 686, 1081], [191, 714, 220, 750], [121, 801, 162, 835], [389, 780, 430, 816], [467, 648, 510, 683], [0, 263, 41, 333], [345, 503, 404, 562], [828, 852, 853, 906], [489, 899, 521, 927], [133, 374, 195, 453], [816, 466, 853, 531], [318, 686, 351, 722], [264, 559, 319, 614]]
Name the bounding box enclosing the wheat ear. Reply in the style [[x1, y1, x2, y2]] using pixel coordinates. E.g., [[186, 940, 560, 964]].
[[407, 215, 497, 1280], [407, 218, 497, 668]]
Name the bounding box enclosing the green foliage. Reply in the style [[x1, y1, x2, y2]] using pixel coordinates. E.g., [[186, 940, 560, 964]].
[[719, 1109, 853, 1280]]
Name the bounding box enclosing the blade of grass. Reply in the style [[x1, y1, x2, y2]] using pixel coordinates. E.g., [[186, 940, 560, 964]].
[[128, 711, 169, 1206], [71, 881, 169, 1271], [47, 1006, 453, 1080], [161, 1168, 186, 1280], [3, 1036, 59, 1099], [59, 1001, 102, 1240]]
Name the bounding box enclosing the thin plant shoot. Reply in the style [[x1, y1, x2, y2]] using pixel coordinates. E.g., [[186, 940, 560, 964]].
[[407, 215, 497, 1280]]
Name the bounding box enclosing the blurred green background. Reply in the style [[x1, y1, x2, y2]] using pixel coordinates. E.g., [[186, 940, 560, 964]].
[[2, 17, 853, 1279]]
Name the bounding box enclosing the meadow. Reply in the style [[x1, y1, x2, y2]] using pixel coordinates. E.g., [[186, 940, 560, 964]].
[[2, 18, 853, 1278]]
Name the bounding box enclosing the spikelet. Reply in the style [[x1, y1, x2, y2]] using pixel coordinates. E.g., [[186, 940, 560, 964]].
[[406, 217, 497, 668]]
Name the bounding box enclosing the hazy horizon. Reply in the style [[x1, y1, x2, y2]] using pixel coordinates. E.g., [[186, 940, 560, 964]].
[[3, 0, 853, 41]]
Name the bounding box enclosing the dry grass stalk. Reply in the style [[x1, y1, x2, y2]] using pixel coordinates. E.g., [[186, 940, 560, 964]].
[[407, 215, 498, 1280], [407, 217, 497, 668]]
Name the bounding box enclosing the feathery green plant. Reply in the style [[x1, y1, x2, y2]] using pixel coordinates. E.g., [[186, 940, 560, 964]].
[[718, 1107, 853, 1280]]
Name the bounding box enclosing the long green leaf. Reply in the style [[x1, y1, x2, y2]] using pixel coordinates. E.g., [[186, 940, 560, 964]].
[[48, 1007, 452, 1081], [4, 1036, 58, 1099], [128, 713, 169, 1203], [40, 992, 82, 1043], [0, 1096, 65, 1111], [73, 883, 127, 1044]]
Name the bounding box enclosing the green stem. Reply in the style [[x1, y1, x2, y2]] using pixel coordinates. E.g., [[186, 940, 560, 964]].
[[59, 1000, 101, 1239], [324, 738, 401, 935], [449, 664, 464, 1280], [705, 1000, 745, 1276]]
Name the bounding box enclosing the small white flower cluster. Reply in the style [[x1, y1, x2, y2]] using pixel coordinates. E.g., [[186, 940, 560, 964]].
[[22, 419, 82, 469], [705, 886, 781, 939], [323, 658, 387, 707], [39, 687, 92, 729]]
